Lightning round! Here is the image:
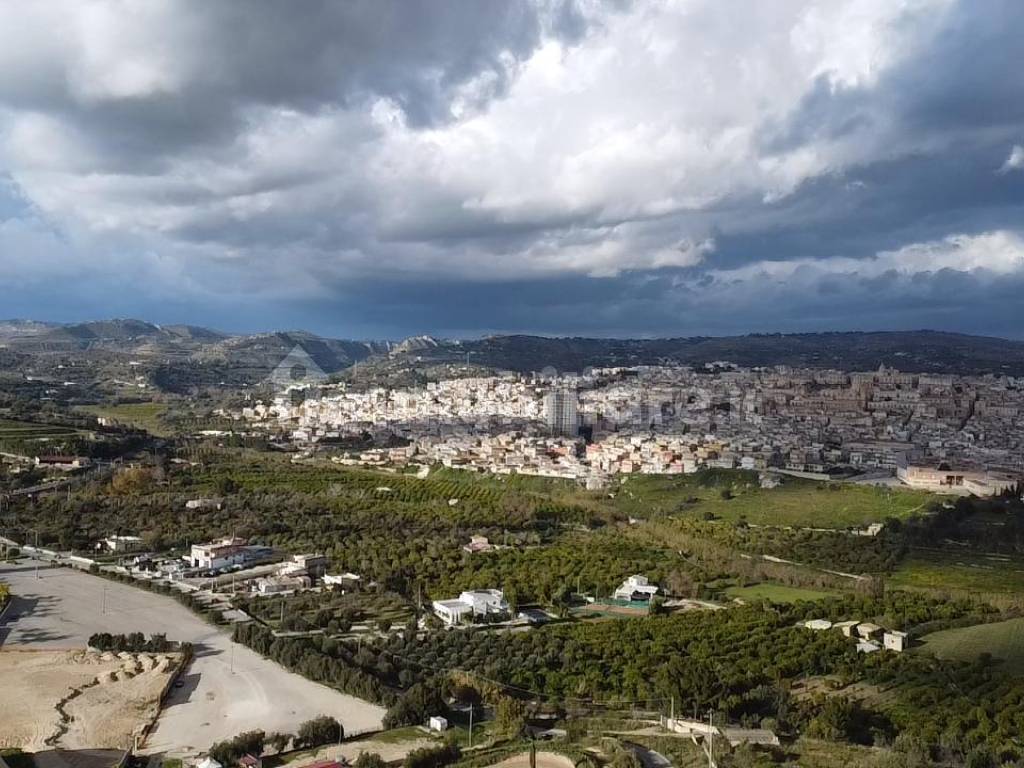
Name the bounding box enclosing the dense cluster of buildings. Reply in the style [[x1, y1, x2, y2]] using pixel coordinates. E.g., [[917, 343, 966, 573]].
[[240, 364, 1023, 493]]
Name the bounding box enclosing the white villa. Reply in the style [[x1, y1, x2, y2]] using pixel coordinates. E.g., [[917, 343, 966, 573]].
[[432, 589, 509, 625], [612, 574, 659, 602]]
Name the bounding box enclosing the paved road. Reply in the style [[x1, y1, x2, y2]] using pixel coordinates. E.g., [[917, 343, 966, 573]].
[[0, 562, 385, 757]]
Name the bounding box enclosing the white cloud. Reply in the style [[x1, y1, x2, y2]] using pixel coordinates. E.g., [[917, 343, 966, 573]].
[[999, 144, 1024, 173], [703, 230, 1024, 285]]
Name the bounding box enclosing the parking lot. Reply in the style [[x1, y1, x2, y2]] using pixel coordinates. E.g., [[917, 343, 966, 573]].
[[0, 562, 385, 757]]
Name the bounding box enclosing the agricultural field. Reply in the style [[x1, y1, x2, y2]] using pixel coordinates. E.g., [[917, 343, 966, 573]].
[[0, 418, 87, 451], [78, 402, 170, 436], [888, 552, 1024, 597], [724, 582, 838, 604], [610, 472, 933, 528], [918, 617, 1024, 676]]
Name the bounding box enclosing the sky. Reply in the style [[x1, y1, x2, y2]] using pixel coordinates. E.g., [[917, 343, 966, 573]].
[[1, 0, 1023, 340]]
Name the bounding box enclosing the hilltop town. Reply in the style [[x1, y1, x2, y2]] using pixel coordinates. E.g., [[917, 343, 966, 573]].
[[248, 364, 1023, 494]]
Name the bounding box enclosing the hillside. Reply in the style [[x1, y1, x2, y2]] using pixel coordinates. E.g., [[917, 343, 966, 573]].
[[4, 321, 1024, 396], [376, 330, 1024, 376]]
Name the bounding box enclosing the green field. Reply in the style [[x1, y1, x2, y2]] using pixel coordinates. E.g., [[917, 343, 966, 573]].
[[612, 472, 933, 528], [0, 418, 86, 451], [919, 617, 1024, 676], [888, 552, 1024, 596], [78, 402, 170, 435], [724, 582, 837, 604]]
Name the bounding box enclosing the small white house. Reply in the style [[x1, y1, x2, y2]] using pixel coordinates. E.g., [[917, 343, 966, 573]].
[[432, 589, 508, 626], [429, 716, 449, 732], [196, 757, 223, 768], [856, 640, 880, 654], [803, 619, 833, 631], [883, 630, 908, 652], [856, 622, 883, 640], [613, 574, 659, 602], [833, 620, 859, 637]]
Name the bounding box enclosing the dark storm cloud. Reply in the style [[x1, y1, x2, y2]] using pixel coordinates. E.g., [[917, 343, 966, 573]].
[[0, 0, 1023, 338]]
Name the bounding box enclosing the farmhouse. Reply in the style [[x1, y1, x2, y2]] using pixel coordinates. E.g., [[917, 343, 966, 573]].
[[884, 630, 909, 652], [432, 589, 509, 625], [99, 535, 144, 553], [612, 574, 659, 602]]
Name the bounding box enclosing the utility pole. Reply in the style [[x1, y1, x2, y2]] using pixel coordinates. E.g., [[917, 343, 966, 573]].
[[670, 695, 674, 724], [102, 583, 106, 614], [34, 530, 39, 579], [707, 710, 715, 768], [468, 704, 474, 748]]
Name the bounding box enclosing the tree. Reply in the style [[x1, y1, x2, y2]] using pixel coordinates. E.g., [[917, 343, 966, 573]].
[[296, 716, 342, 748], [384, 680, 447, 728], [355, 753, 386, 768], [266, 733, 291, 754], [494, 697, 526, 738]]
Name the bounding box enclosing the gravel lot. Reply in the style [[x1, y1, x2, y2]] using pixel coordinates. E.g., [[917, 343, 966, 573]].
[[0, 562, 385, 757]]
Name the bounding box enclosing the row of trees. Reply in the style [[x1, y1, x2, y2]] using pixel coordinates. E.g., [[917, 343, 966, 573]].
[[208, 717, 344, 766], [87, 631, 178, 653]]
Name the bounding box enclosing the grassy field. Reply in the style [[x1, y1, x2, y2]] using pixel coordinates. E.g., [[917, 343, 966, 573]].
[[888, 552, 1024, 596], [0, 418, 86, 452], [0, 418, 83, 438], [724, 582, 837, 603], [612, 472, 933, 528], [918, 617, 1024, 676], [78, 402, 170, 435]]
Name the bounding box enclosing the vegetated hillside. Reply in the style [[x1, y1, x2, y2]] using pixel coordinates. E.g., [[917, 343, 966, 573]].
[[0, 319, 61, 340], [197, 331, 390, 373], [377, 330, 1024, 376]]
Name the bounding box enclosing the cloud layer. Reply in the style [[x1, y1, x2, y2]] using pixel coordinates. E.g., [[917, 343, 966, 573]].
[[1, 0, 1023, 338]]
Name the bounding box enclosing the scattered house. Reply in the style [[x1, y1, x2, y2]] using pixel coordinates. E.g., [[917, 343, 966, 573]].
[[429, 715, 449, 732], [185, 498, 223, 510], [323, 572, 362, 591], [612, 574, 659, 602], [721, 728, 780, 747], [256, 574, 311, 594], [463, 535, 494, 553], [884, 630, 909, 652], [856, 640, 881, 654], [432, 589, 508, 625], [99, 534, 145, 553], [856, 622, 883, 640], [803, 619, 833, 631], [856, 523, 885, 537], [196, 757, 223, 768], [833, 620, 859, 637], [239, 755, 262, 768], [35, 455, 91, 472], [281, 553, 328, 578], [188, 536, 248, 570]]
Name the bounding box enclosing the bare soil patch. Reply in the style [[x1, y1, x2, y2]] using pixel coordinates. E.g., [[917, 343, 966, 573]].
[[0, 649, 175, 751]]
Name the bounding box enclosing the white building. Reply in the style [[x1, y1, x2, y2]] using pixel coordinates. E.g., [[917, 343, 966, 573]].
[[883, 630, 909, 652], [101, 535, 144, 553], [612, 574, 659, 602], [803, 619, 833, 631], [432, 589, 509, 625], [428, 716, 449, 732], [188, 536, 248, 570]]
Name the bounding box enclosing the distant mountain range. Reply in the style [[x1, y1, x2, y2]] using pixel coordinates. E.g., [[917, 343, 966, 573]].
[[3, 319, 1024, 392]]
